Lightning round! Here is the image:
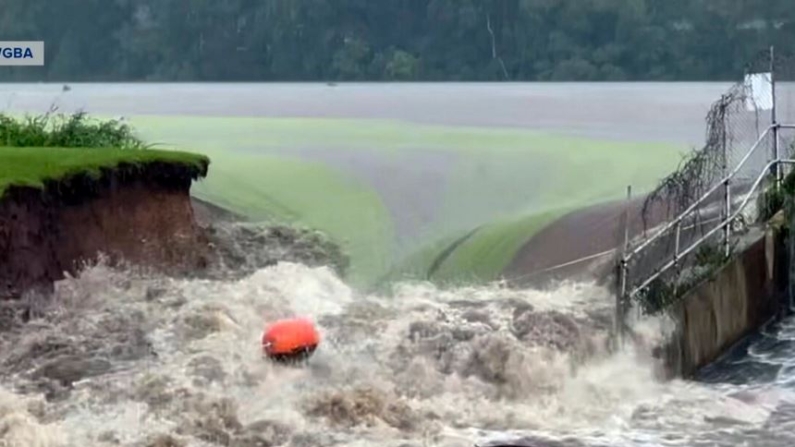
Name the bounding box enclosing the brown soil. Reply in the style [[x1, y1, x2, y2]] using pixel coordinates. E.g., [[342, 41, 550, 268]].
[[0, 160, 210, 300]]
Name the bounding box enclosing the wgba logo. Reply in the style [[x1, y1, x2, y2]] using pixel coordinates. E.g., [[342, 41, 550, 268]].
[[0, 41, 44, 66], [2, 47, 33, 58]]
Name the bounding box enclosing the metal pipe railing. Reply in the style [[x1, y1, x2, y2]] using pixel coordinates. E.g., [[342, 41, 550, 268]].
[[724, 179, 731, 257], [627, 158, 795, 299], [625, 125, 774, 262]]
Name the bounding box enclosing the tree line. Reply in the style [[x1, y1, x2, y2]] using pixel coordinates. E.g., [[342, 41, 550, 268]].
[[1, 0, 793, 82]]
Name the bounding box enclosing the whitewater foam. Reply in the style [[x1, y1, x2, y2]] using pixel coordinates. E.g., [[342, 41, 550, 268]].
[[0, 260, 789, 446]]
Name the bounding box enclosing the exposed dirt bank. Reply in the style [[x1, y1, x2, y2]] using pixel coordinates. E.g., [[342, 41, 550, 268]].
[[0, 160, 351, 305], [0, 160, 211, 300]]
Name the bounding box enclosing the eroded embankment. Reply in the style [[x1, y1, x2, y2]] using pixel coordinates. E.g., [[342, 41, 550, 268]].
[[0, 160, 351, 305], [0, 160, 210, 300]]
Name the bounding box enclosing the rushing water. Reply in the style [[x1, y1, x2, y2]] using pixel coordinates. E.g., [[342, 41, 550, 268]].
[[0, 251, 794, 447], [1, 83, 794, 445]]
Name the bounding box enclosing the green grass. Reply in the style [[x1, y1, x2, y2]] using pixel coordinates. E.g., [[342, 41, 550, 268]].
[[0, 111, 146, 149], [0, 146, 208, 197], [188, 149, 393, 287], [0, 110, 206, 195]]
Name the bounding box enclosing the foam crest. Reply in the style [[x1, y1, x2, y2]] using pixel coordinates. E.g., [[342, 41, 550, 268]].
[[0, 261, 789, 446]]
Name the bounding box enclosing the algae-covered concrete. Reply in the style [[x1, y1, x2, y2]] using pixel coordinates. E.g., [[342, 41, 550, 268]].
[[663, 214, 790, 377]]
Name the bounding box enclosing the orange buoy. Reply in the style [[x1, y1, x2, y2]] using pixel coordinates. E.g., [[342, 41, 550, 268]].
[[261, 317, 320, 363]]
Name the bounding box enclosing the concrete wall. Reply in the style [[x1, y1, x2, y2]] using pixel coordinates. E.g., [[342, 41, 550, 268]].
[[663, 216, 790, 377]]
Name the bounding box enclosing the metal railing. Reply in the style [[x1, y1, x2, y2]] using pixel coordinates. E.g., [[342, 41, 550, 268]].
[[611, 46, 795, 343], [625, 125, 773, 263], [616, 123, 795, 330], [626, 157, 795, 297]]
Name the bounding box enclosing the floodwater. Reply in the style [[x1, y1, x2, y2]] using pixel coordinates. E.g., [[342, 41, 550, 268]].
[[0, 82, 732, 247], [0, 82, 731, 145], [1, 83, 795, 446], [1, 255, 794, 447]]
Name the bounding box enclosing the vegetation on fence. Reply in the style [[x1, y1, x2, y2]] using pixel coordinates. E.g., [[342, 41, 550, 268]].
[[760, 183, 786, 223], [624, 49, 795, 318], [757, 141, 795, 222], [635, 243, 732, 315], [636, 159, 795, 316], [780, 165, 795, 224]]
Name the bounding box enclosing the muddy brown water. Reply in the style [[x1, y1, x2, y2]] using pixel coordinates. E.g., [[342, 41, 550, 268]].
[[1, 254, 794, 447]]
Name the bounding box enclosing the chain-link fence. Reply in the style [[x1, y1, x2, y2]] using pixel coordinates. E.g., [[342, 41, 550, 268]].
[[616, 48, 795, 324]]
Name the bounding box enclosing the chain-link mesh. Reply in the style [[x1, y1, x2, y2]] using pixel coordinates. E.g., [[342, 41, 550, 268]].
[[619, 48, 795, 318]]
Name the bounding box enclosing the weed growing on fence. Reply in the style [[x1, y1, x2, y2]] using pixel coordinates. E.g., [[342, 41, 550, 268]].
[[635, 243, 732, 315], [759, 183, 785, 223]]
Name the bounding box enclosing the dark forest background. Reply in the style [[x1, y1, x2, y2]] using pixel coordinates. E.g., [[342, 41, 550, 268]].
[[1, 0, 793, 82]]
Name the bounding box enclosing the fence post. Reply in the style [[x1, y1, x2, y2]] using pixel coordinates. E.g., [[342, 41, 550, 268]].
[[724, 179, 731, 257], [615, 185, 632, 344], [771, 45, 781, 185], [721, 78, 731, 257], [616, 259, 627, 343]]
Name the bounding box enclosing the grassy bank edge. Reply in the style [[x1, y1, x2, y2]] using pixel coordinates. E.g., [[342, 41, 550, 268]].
[[0, 146, 209, 197]]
